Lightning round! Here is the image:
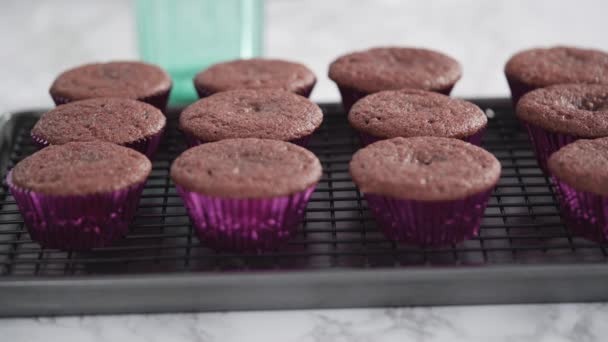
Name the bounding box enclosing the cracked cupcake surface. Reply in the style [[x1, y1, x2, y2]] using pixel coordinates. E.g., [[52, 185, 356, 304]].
[[11, 141, 151, 196], [31, 98, 165, 157], [49, 61, 172, 110], [505, 46, 608, 103], [171, 138, 322, 199], [516, 84, 608, 138], [329, 47, 461, 94], [328, 47, 461, 112], [506, 46, 608, 89], [349, 137, 500, 201], [194, 58, 316, 98], [179, 89, 322, 145], [348, 89, 486, 143]]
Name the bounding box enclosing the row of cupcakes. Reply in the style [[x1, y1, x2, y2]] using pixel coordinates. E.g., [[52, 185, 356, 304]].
[[504, 48, 608, 242], [26, 48, 497, 251], [8, 138, 323, 251], [10, 134, 500, 251], [35, 87, 490, 157], [46, 45, 608, 110], [10, 44, 608, 251], [333, 46, 608, 244]]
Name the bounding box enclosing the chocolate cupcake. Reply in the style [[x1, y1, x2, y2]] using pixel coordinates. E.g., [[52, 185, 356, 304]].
[[31, 98, 166, 158], [50, 61, 172, 111], [348, 89, 487, 146], [8, 142, 151, 250], [505, 46, 608, 104], [516, 83, 608, 173], [350, 137, 500, 246], [171, 138, 322, 251], [193, 58, 316, 98], [548, 138, 608, 242], [179, 89, 323, 147], [329, 47, 462, 112]]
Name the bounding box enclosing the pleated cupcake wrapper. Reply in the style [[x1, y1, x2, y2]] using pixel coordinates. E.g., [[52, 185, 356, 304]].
[[7, 171, 146, 251], [176, 185, 316, 252], [183, 131, 313, 148], [364, 189, 492, 247], [335, 84, 455, 114], [505, 75, 536, 106], [31, 128, 165, 159], [297, 83, 315, 98], [50, 95, 70, 106], [51, 87, 171, 113], [552, 178, 608, 243], [358, 127, 486, 147], [336, 86, 370, 114], [523, 122, 578, 174], [140, 88, 172, 113], [194, 87, 214, 99], [125, 128, 165, 158], [194, 85, 315, 99]]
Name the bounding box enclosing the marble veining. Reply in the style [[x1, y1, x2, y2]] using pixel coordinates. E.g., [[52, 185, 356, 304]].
[[2, 304, 608, 342]]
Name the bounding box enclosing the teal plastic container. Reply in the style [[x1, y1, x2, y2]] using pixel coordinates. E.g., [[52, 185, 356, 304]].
[[136, 0, 264, 105]]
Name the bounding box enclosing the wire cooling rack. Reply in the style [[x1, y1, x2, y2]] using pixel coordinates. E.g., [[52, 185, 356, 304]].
[[1, 99, 607, 316]]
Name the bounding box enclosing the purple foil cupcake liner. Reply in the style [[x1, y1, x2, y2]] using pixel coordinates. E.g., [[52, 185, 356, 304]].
[[7, 172, 146, 250], [505, 75, 536, 105], [297, 83, 315, 98], [31, 128, 164, 159], [183, 131, 313, 148], [30, 133, 51, 150], [125, 128, 165, 158], [51, 88, 171, 113], [364, 190, 492, 246], [336, 85, 455, 114], [194, 86, 214, 99], [50, 95, 69, 106], [523, 122, 578, 174], [176, 185, 316, 252], [336, 86, 370, 114], [140, 89, 172, 113], [358, 127, 486, 147], [183, 131, 204, 148], [552, 178, 608, 243]]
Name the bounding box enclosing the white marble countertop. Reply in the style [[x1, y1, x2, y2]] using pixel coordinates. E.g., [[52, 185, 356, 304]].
[[2, 0, 608, 340], [2, 304, 608, 342]]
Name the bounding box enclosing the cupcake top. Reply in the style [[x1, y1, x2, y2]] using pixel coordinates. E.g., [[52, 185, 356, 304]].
[[171, 138, 322, 198], [31, 98, 166, 145], [328, 47, 462, 94], [350, 137, 501, 201], [505, 46, 608, 89], [548, 138, 608, 196], [50, 61, 172, 101], [193, 58, 316, 96], [10, 141, 151, 196], [179, 89, 323, 142], [348, 89, 487, 139], [516, 84, 608, 137]]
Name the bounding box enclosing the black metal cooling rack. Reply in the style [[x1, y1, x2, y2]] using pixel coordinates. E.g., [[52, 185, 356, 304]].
[[2, 99, 608, 317]]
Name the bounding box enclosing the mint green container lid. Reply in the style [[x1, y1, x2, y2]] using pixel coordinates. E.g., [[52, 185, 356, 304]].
[[136, 0, 264, 105]]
